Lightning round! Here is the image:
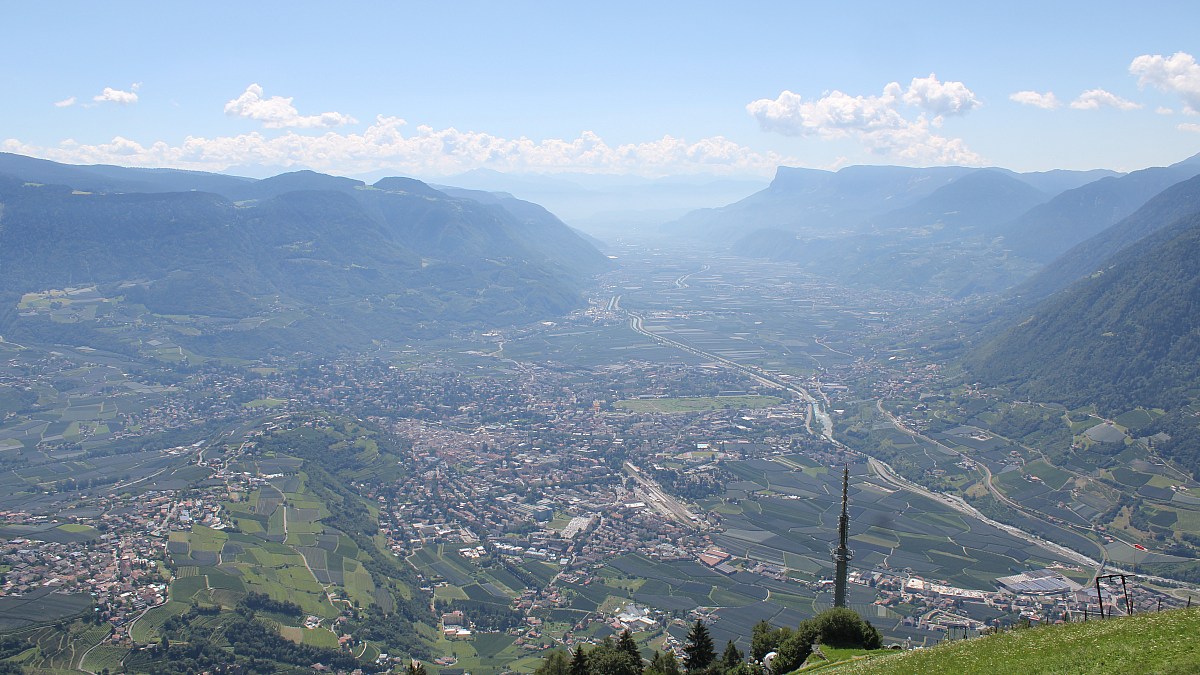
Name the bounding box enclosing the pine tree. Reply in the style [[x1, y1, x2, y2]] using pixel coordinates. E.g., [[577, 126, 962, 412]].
[[658, 650, 683, 675], [720, 640, 744, 672], [618, 629, 644, 673], [535, 650, 571, 675], [570, 644, 589, 675], [684, 619, 716, 673], [589, 643, 642, 675], [749, 620, 773, 662], [750, 620, 792, 663]]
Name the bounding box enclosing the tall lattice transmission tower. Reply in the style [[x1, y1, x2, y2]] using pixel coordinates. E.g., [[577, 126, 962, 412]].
[[832, 466, 853, 608]]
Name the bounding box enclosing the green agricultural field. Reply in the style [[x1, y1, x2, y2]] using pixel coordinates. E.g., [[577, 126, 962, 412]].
[[1068, 415, 1104, 435], [286, 527, 322, 543], [1022, 460, 1072, 490], [343, 558, 376, 607], [301, 626, 340, 648], [992, 469, 1032, 493], [1175, 509, 1200, 534], [236, 517, 266, 535], [615, 395, 783, 413], [170, 575, 208, 603], [235, 561, 333, 617], [0, 590, 92, 631], [130, 601, 189, 642], [167, 456, 376, 626], [852, 528, 900, 549], [1146, 474, 1179, 489], [1110, 467, 1152, 488], [521, 561, 561, 586], [267, 504, 287, 538], [501, 323, 696, 367], [712, 501, 745, 515], [244, 397, 288, 408], [15, 620, 111, 672], [474, 632, 517, 661], [1113, 408, 1161, 431], [55, 522, 99, 536], [434, 584, 470, 601], [202, 567, 246, 592], [81, 643, 129, 673], [188, 524, 229, 552]]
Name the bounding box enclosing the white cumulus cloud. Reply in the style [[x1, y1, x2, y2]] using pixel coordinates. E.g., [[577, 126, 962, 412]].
[[1130, 51, 1200, 115], [1070, 89, 1141, 111], [746, 88, 907, 138], [902, 74, 981, 116], [1, 116, 792, 177], [54, 97, 77, 108], [1009, 90, 1060, 109], [224, 84, 358, 129], [1179, 122, 1200, 133], [93, 86, 138, 105], [746, 74, 983, 165]]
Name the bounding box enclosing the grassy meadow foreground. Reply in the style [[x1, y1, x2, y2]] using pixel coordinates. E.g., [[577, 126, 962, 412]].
[[807, 607, 1200, 674]]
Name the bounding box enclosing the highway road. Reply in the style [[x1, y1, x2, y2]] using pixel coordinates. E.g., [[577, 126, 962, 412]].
[[873, 400, 1025, 512], [621, 298, 1193, 589], [867, 407, 1196, 587], [626, 312, 833, 440], [868, 401, 1133, 583], [867, 456, 1103, 571], [674, 265, 709, 289]]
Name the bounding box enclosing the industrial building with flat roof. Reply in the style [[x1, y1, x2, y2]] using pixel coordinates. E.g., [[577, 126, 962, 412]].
[[996, 569, 1081, 596]]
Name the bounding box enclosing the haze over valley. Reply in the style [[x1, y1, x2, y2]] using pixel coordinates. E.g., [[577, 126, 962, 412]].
[[3, 4, 1200, 674]]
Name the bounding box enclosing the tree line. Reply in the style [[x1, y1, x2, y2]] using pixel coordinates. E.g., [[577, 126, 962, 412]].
[[532, 609, 882, 675]]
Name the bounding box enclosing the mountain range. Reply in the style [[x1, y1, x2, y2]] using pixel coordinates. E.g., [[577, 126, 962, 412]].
[[425, 168, 769, 236], [1000, 157, 1200, 263], [0, 154, 608, 358], [651, 149, 1200, 478], [666, 157, 1200, 296], [1012, 172, 1200, 304], [8, 148, 1200, 438]]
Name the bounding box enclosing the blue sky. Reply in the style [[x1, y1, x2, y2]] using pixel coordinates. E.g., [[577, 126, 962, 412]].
[[3, 1, 1199, 177]]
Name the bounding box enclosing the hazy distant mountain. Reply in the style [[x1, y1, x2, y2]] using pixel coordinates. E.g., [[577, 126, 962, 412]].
[[0, 156, 607, 357], [670, 160, 1200, 296], [866, 169, 1049, 239], [720, 166, 1073, 296], [667, 164, 1126, 246], [434, 186, 612, 259], [372, 176, 448, 197], [998, 156, 1200, 262], [1014, 173, 1200, 304], [228, 170, 365, 200], [667, 165, 977, 243], [0, 151, 255, 195], [428, 170, 768, 237], [432, 168, 587, 194], [1010, 168, 1122, 195]]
